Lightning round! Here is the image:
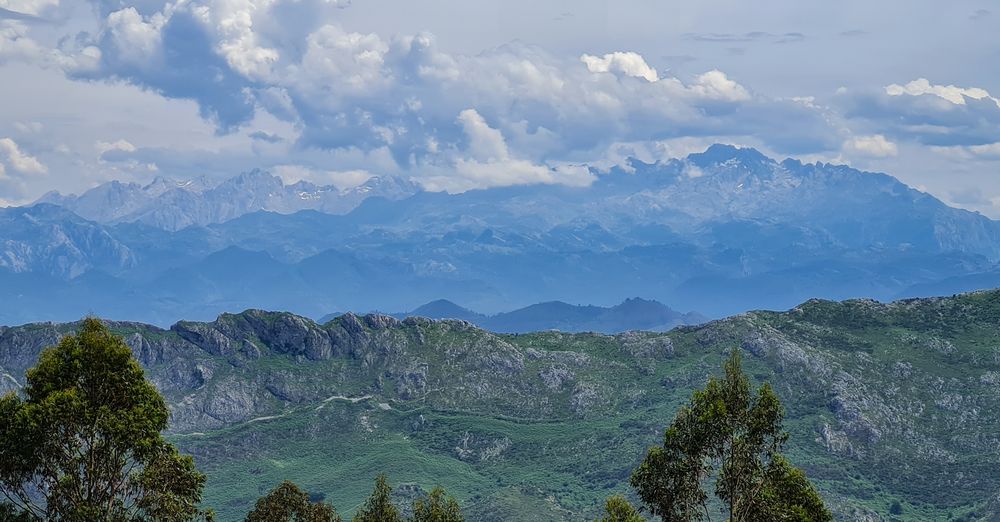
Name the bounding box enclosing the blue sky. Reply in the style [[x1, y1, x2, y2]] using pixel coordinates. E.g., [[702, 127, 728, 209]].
[[1, 0, 998, 215]]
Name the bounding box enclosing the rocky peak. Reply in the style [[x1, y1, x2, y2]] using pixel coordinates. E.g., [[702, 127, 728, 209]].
[[686, 144, 773, 169]]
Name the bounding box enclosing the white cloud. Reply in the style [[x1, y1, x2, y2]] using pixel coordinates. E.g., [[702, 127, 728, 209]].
[[933, 142, 1000, 160], [581, 51, 658, 82], [292, 25, 391, 98], [687, 70, 752, 102], [968, 142, 1000, 158], [421, 109, 595, 193], [886, 78, 1000, 108], [96, 139, 137, 154], [0, 137, 46, 174], [0, 0, 58, 16], [457, 109, 509, 162], [272, 164, 373, 189], [105, 7, 167, 67], [843, 134, 898, 157], [194, 0, 281, 79]]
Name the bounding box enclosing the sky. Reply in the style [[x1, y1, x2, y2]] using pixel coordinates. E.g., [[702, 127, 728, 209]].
[[0, 0, 998, 215]]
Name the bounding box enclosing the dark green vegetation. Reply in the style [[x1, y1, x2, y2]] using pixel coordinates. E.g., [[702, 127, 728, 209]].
[[0, 319, 208, 521], [246, 481, 340, 522], [630, 351, 830, 521], [2, 291, 1000, 520]]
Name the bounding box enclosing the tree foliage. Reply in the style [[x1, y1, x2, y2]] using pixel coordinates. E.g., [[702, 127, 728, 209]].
[[596, 495, 646, 522], [245, 481, 340, 522], [352, 474, 402, 522], [630, 350, 832, 522], [0, 318, 209, 521], [411, 486, 463, 522]]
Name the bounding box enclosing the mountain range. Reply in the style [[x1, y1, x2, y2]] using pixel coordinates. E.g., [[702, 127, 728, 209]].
[[320, 297, 708, 334], [3, 144, 1000, 325], [1, 290, 998, 520], [36, 170, 419, 231]]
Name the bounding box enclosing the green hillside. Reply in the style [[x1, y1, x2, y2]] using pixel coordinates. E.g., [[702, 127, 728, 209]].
[[1, 291, 999, 520]]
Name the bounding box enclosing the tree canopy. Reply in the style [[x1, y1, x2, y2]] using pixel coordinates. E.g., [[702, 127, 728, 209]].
[[629, 350, 832, 522], [245, 481, 340, 522], [411, 487, 463, 522], [352, 474, 401, 522], [0, 318, 209, 521], [596, 495, 646, 522]]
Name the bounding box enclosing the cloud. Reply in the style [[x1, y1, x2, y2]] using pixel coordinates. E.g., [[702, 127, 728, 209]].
[[581, 51, 658, 82], [886, 78, 1000, 108], [0, 137, 46, 174], [249, 130, 283, 143], [272, 164, 373, 189], [457, 109, 510, 161], [682, 31, 806, 44], [934, 142, 1000, 160], [104, 7, 165, 66], [970, 9, 990, 20], [968, 142, 1000, 158], [0, 0, 58, 17], [46, 0, 838, 166], [0, 0, 855, 194], [96, 139, 137, 155], [843, 134, 898, 157], [419, 109, 595, 193], [839, 80, 1000, 147]]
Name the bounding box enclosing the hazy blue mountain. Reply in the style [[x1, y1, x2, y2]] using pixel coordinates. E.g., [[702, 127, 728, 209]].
[[405, 299, 488, 324], [37, 170, 419, 231], [0, 204, 136, 279], [320, 297, 705, 333], [4, 145, 1000, 324], [481, 297, 705, 333]]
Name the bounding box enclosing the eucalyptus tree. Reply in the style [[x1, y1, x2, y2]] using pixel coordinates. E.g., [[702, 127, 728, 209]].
[[0, 318, 209, 521], [629, 351, 831, 522]]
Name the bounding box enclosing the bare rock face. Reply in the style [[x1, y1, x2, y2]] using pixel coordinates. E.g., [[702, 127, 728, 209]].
[[618, 331, 674, 359], [539, 366, 575, 391], [454, 431, 513, 462], [0, 368, 19, 395]]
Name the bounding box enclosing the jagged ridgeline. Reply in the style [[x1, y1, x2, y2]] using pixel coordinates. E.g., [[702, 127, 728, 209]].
[[1, 291, 999, 521]]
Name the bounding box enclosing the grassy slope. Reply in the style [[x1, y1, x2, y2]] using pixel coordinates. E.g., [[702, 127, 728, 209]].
[[148, 291, 1000, 521]]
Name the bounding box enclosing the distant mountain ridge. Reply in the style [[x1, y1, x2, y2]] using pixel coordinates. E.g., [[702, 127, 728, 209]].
[[36, 170, 419, 231], [4, 144, 1000, 324], [320, 297, 707, 333]]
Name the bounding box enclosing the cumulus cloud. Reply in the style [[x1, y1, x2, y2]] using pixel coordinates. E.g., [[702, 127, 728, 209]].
[[686, 70, 751, 102], [843, 134, 898, 157], [457, 109, 509, 162], [0, 137, 46, 174], [38, 0, 836, 172], [420, 109, 595, 193], [886, 78, 1000, 108], [104, 7, 166, 67], [0, 0, 874, 192], [581, 51, 658, 82], [839, 80, 1000, 147]]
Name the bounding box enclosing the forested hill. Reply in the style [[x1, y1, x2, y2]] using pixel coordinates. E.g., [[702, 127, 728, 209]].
[[1, 290, 999, 521]]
